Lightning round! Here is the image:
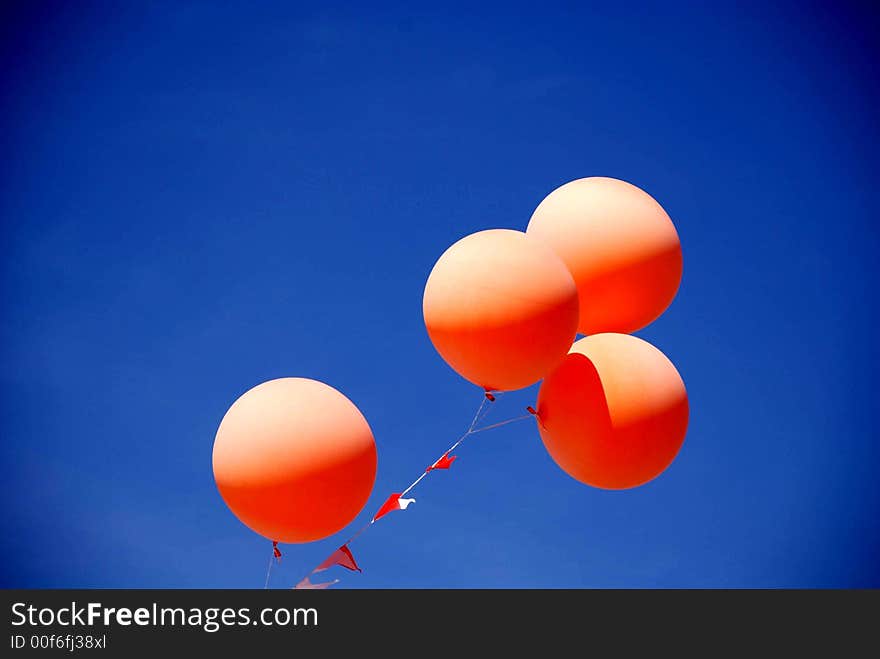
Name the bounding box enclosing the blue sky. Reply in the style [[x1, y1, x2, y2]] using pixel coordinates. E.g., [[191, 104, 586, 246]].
[[1, 1, 877, 588]]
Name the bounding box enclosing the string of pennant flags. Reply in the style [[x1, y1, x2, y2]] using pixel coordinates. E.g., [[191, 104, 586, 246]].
[[265, 391, 536, 590]]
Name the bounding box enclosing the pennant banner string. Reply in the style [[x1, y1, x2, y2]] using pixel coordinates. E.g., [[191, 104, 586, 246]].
[[291, 390, 532, 589], [399, 392, 499, 499]]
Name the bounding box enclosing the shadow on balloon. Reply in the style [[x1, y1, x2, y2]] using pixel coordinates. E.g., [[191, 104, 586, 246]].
[[576, 243, 682, 335], [537, 352, 688, 490]]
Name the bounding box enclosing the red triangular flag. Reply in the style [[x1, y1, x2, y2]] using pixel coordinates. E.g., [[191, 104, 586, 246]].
[[294, 576, 338, 590], [426, 452, 457, 472], [314, 544, 361, 573], [372, 493, 416, 522]]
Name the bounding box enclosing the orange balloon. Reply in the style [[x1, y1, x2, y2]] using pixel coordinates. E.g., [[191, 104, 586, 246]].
[[526, 177, 682, 334], [212, 378, 377, 543], [423, 229, 579, 391], [535, 333, 688, 489]]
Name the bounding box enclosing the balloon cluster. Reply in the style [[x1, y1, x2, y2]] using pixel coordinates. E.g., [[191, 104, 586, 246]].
[[423, 176, 688, 489], [211, 176, 689, 561]]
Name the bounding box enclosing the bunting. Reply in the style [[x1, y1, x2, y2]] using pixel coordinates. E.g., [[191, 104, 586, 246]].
[[372, 493, 416, 522], [290, 392, 535, 588], [294, 576, 338, 590], [314, 544, 361, 573], [426, 452, 456, 472]]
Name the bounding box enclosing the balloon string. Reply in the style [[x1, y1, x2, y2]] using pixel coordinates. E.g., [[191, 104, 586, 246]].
[[467, 395, 491, 432], [295, 390, 528, 588], [400, 392, 499, 497], [469, 414, 532, 434], [264, 545, 275, 589]]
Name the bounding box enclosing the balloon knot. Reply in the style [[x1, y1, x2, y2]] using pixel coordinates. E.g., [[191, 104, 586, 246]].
[[272, 541, 282, 562], [485, 391, 496, 402], [527, 406, 546, 429]]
